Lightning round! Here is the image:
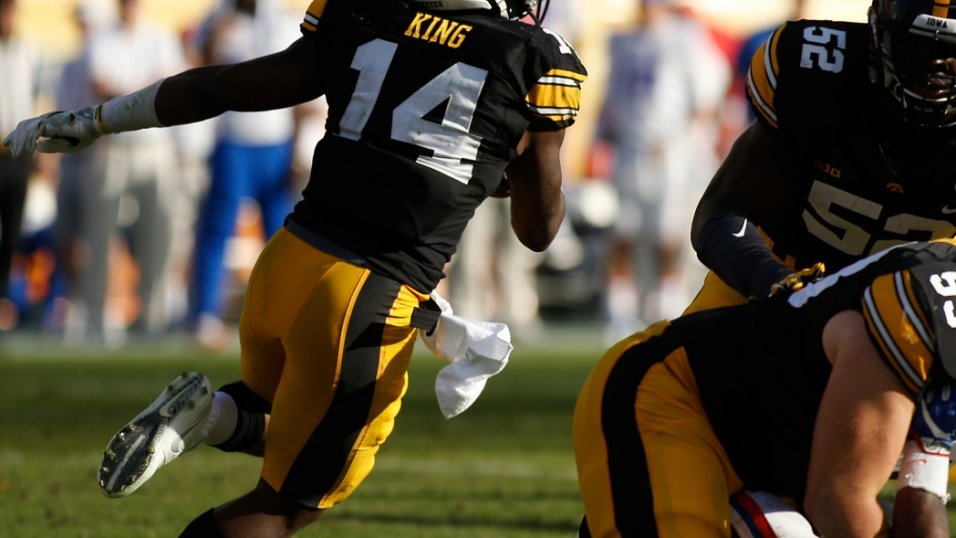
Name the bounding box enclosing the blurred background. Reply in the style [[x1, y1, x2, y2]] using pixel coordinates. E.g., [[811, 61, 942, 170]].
[[0, 0, 867, 354], [12, 0, 865, 175]]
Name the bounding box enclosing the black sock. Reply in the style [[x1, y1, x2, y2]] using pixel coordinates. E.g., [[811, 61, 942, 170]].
[[179, 508, 225, 538], [212, 407, 266, 454]]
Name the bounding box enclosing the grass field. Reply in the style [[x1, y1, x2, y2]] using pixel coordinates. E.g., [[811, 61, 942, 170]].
[[0, 334, 598, 538], [2, 333, 956, 537]]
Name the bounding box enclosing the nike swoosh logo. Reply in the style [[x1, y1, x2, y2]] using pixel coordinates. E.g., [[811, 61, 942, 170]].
[[943, 205, 956, 215], [732, 218, 748, 238]]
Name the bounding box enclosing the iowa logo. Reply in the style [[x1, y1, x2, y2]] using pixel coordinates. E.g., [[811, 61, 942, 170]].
[[914, 14, 956, 36]]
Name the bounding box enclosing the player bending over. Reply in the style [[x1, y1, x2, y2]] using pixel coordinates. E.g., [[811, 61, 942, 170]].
[[574, 239, 956, 537]]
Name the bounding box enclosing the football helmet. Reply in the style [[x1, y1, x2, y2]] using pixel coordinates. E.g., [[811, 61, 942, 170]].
[[869, 0, 956, 127], [407, 0, 547, 21]]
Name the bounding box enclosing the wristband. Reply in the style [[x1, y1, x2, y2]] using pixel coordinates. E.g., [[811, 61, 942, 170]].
[[98, 78, 165, 134], [896, 439, 951, 503]]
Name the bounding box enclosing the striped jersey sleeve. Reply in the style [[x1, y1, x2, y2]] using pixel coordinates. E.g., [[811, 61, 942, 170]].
[[861, 270, 937, 395], [301, 0, 329, 34], [525, 67, 587, 129], [746, 24, 785, 130], [525, 30, 587, 131]]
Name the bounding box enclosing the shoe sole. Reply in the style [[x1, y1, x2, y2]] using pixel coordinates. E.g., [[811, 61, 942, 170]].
[[98, 372, 209, 498]]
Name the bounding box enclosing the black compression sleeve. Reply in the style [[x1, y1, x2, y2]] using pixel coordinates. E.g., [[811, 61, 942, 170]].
[[179, 508, 225, 538], [695, 213, 791, 298]]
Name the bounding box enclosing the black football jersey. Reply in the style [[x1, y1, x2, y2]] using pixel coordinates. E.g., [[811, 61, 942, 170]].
[[289, 0, 587, 292], [746, 20, 956, 272], [670, 239, 956, 500]]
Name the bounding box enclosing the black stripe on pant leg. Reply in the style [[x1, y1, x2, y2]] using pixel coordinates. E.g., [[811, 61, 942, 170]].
[[601, 333, 677, 537], [281, 273, 402, 506]]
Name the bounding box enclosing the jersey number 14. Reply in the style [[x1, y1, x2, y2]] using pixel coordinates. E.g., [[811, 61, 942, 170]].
[[337, 38, 486, 185]]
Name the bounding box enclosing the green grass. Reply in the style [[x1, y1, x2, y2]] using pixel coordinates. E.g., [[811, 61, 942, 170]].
[[0, 340, 598, 537], [2, 336, 956, 537]]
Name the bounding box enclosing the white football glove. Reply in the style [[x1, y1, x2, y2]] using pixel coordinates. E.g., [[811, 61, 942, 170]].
[[3, 106, 105, 157]]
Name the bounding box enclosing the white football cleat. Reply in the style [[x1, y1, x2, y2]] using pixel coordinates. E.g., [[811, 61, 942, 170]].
[[98, 371, 212, 498]]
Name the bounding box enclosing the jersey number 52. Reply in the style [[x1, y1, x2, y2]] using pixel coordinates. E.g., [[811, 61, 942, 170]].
[[804, 181, 956, 256]]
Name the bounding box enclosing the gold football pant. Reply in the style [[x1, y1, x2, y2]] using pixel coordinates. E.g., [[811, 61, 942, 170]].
[[238, 226, 428, 509], [573, 322, 744, 538], [682, 270, 748, 315]]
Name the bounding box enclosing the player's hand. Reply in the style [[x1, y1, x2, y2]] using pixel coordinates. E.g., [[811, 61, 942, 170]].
[[3, 106, 104, 157], [768, 262, 825, 297], [913, 379, 956, 453]]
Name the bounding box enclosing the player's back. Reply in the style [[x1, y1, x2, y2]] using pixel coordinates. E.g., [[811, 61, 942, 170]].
[[674, 239, 956, 499], [290, 0, 586, 292]]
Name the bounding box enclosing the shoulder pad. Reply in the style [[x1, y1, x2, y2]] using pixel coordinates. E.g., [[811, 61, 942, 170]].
[[909, 262, 956, 381], [746, 20, 862, 132]]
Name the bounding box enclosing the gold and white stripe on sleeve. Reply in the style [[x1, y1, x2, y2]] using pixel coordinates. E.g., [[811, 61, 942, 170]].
[[861, 270, 936, 395], [746, 26, 784, 130], [526, 68, 587, 127]]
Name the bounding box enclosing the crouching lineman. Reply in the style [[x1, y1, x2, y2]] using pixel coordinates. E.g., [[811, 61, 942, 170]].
[[574, 239, 956, 537]]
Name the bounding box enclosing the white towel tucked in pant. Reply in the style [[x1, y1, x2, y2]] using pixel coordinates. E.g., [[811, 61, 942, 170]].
[[418, 292, 513, 419]]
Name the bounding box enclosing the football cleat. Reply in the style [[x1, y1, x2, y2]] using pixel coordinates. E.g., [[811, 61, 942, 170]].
[[98, 371, 212, 498]]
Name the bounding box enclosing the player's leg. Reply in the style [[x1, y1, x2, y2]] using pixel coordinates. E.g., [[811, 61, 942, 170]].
[[574, 323, 743, 537], [127, 145, 175, 334], [680, 270, 748, 315], [189, 141, 247, 342], [201, 227, 425, 536], [97, 226, 289, 498], [0, 151, 30, 322], [98, 370, 214, 497], [251, 141, 294, 238]]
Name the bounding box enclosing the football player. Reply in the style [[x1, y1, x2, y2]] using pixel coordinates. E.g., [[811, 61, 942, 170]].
[[687, 0, 956, 313], [574, 239, 956, 537], [3, 0, 587, 536]]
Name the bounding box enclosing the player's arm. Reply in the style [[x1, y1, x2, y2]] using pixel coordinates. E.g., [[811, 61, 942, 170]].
[[893, 487, 949, 538], [155, 36, 323, 126], [807, 310, 921, 537], [891, 377, 956, 538], [505, 128, 566, 252], [4, 37, 324, 156], [689, 120, 796, 298]]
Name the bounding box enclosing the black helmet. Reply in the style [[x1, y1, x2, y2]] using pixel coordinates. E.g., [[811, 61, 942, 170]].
[[869, 0, 956, 127], [407, 0, 548, 22]]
